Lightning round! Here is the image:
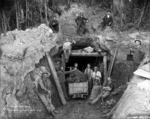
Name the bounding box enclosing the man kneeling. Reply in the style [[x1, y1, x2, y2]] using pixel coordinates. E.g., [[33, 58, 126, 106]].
[[90, 77, 113, 104]]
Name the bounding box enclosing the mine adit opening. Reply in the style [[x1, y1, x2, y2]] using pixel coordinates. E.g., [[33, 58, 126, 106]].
[[66, 53, 103, 72], [65, 51, 111, 85]]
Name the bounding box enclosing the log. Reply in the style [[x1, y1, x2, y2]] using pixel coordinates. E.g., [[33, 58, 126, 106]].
[[70, 52, 102, 57], [46, 52, 66, 105]]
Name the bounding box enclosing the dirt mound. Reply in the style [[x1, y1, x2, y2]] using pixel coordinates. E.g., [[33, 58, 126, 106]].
[[0, 24, 59, 118], [0, 24, 57, 85], [112, 62, 150, 119]]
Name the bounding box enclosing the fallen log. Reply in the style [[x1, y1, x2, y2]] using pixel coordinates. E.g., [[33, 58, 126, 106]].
[[46, 52, 66, 105]]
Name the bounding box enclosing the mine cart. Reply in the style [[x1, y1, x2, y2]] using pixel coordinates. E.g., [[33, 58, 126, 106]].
[[68, 81, 89, 99]]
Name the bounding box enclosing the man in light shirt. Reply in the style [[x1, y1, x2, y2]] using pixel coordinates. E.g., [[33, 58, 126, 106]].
[[92, 66, 102, 85], [63, 38, 76, 62], [89, 66, 102, 102], [84, 64, 93, 94]]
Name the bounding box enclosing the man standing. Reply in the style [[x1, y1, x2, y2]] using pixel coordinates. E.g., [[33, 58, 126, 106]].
[[92, 66, 102, 85], [74, 63, 78, 70], [63, 39, 76, 63], [101, 12, 113, 30], [75, 12, 88, 36], [84, 64, 93, 94], [89, 66, 102, 102], [132, 40, 145, 70], [49, 16, 59, 33]]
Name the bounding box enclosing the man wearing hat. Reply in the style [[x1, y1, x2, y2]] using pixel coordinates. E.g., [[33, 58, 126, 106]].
[[101, 12, 113, 30], [75, 12, 88, 35]]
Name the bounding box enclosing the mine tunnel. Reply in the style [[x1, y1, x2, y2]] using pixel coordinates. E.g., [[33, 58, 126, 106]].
[[0, 0, 150, 119], [66, 54, 103, 72]]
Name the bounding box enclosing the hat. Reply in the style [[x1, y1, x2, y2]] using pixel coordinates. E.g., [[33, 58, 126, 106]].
[[134, 63, 150, 79]]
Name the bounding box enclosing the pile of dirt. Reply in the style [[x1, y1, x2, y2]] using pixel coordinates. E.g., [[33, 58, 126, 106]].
[[112, 76, 150, 119], [0, 24, 60, 119], [111, 60, 150, 119], [67, 69, 88, 83]]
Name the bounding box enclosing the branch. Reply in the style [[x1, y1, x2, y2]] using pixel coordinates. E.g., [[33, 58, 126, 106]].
[[137, 0, 147, 28]]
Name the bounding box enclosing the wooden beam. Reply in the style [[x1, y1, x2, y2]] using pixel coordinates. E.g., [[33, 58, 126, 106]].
[[103, 53, 108, 86], [46, 52, 66, 105], [107, 48, 118, 77], [70, 52, 102, 57]]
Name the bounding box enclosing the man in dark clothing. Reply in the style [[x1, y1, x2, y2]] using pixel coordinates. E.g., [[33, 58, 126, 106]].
[[131, 40, 145, 70], [75, 12, 88, 36], [57, 67, 68, 99], [49, 16, 59, 33], [101, 12, 113, 30]]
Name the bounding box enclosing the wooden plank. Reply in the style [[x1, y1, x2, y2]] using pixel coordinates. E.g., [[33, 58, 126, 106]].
[[70, 52, 102, 57], [46, 52, 66, 105]]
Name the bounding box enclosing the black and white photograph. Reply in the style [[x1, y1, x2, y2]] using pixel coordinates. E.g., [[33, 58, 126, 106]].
[[0, 0, 150, 119]]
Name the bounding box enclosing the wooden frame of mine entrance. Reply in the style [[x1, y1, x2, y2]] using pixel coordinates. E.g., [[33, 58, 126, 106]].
[[70, 52, 108, 86], [70, 52, 102, 57]]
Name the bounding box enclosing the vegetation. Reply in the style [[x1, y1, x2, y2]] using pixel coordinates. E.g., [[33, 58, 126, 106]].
[[0, 0, 150, 34]]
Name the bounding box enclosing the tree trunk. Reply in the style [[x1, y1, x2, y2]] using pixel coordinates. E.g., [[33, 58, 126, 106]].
[[120, 0, 124, 30], [103, 54, 108, 86], [2, 10, 7, 34], [15, 0, 19, 29], [137, 0, 148, 28], [25, 0, 28, 28], [44, 0, 48, 25], [46, 52, 66, 105]]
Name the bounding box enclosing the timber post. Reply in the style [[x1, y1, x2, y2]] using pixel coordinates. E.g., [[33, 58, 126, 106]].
[[46, 52, 66, 105], [103, 52, 108, 86]]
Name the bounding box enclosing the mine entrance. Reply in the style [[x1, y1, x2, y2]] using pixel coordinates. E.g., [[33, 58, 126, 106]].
[[66, 52, 103, 72]]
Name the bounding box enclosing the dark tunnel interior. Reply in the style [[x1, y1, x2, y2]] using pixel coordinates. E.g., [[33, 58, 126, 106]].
[[66, 56, 103, 72]]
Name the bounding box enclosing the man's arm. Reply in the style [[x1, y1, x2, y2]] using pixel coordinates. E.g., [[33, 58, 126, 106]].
[[38, 79, 50, 93], [65, 69, 75, 74]]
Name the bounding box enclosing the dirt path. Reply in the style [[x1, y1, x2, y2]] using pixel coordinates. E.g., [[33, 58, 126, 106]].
[[55, 99, 104, 119]]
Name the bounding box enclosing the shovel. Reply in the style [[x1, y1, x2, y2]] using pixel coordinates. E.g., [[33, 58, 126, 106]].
[[127, 49, 133, 61]]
